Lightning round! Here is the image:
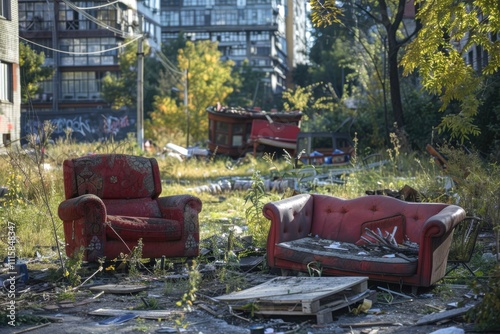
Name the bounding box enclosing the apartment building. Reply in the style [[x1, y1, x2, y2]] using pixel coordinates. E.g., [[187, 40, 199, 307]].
[[18, 0, 161, 143], [0, 0, 21, 147], [160, 0, 307, 101]]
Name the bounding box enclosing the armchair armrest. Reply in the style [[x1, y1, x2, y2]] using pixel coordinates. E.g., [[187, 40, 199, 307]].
[[156, 194, 202, 257], [58, 194, 107, 222], [156, 195, 202, 221]]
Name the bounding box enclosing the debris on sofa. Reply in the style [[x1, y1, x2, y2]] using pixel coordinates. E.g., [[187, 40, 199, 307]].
[[361, 227, 420, 255]]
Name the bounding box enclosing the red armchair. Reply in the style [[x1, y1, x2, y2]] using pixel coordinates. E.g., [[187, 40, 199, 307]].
[[58, 154, 202, 262]]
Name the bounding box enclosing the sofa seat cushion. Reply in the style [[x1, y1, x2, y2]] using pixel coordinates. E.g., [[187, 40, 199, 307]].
[[275, 237, 417, 277], [106, 215, 182, 242], [356, 215, 406, 246]]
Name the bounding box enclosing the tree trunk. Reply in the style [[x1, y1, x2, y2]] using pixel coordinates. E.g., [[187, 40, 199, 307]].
[[387, 36, 405, 129], [378, 0, 407, 131]]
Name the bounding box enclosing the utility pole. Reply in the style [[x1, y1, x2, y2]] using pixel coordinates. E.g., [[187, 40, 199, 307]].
[[136, 15, 144, 150], [184, 67, 189, 148]]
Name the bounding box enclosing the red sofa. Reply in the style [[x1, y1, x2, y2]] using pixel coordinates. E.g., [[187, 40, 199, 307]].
[[263, 194, 466, 287], [58, 154, 202, 262]]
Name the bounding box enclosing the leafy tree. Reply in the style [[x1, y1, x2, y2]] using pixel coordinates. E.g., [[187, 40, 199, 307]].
[[19, 42, 54, 103], [146, 40, 235, 146], [226, 59, 261, 108], [310, 0, 421, 133], [402, 0, 500, 142], [471, 72, 500, 160], [283, 83, 350, 132], [156, 33, 187, 97], [101, 38, 159, 114]]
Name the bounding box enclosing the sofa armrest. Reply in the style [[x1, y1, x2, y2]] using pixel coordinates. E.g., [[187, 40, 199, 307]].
[[58, 194, 107, 222], [417, 204, 466, 286], [421, 205, 466, 241], [263, 194, 314, 251]]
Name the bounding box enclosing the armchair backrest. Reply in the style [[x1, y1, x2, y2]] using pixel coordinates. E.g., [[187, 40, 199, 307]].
[[62, 154, 162, 200]]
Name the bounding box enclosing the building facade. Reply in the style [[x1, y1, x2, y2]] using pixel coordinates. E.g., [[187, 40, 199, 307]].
[[0, 0, 21, 147], [17, 0, 306, 144], [160, 0, 307, 99]]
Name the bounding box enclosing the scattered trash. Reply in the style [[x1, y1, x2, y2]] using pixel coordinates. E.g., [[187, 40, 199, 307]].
[[429, 326, 465, 334], [89, 284, 149, 294], [98, 312, 137, 325], [249, 324, 265, 334], [156, 327, 178, 333]]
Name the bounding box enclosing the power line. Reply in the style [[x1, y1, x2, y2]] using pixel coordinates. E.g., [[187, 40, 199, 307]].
[[155, 49, 183, 75], [74, 1, 121, 10], [60, 0, 133, 38], [19, 35, 143, 55]]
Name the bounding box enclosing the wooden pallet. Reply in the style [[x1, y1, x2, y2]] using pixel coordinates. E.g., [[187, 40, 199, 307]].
[[215, 276, 370, 324]]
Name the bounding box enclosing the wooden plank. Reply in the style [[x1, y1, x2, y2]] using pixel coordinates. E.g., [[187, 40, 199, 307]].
[[215, 276, 368, 303], [416, 305, 474, 326], [89, 284, 148, 294], [89, 308, 173, 320]]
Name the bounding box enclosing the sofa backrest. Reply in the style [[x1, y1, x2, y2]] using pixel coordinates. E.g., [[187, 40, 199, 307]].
[[310, 194, 448, 244], [63, 154, 162, 201]]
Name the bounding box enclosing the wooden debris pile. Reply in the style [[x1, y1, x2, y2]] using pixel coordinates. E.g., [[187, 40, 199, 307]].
[[361, 227, 419, 255]]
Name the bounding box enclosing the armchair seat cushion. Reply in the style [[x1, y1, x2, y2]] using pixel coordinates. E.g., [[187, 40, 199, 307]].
[[106, 216, 182, 242]]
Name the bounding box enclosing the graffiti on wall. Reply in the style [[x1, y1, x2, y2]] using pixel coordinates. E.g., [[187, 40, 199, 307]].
[[21, 109, 136, 144]]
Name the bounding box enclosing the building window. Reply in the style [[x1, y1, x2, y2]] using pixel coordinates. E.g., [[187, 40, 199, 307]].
[[256, 46, 270, 56], [60, 38, 118, 66], [164, 0, 181, 6], [19, 2, 53, 30], [58, 2, 117, 31], [61, 71, 109, 100], [162, 12, 180, 26], [212, 9, 238, 25], [184, 0, 207, 6], [215, 31, 246, 42], [0, 61, 13, 102], [0, 0, 11, 19], [215, 121, 229, 145], [250, 31, 270, 41], [215, 0, 237, 5], [180, 10, 194, 26]]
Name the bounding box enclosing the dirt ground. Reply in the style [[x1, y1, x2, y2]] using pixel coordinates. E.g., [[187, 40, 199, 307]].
[[1, 261, 480, 334]]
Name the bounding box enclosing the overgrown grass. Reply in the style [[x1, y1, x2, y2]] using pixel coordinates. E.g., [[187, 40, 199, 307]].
[[0, 137, 484, 258]]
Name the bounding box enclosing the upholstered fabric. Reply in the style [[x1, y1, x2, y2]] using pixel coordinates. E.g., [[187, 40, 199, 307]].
[[263, 194, 466, 287], [105, 216, 182, 242], [63, 154, 162, 200], [58, 154, 202, 262]]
